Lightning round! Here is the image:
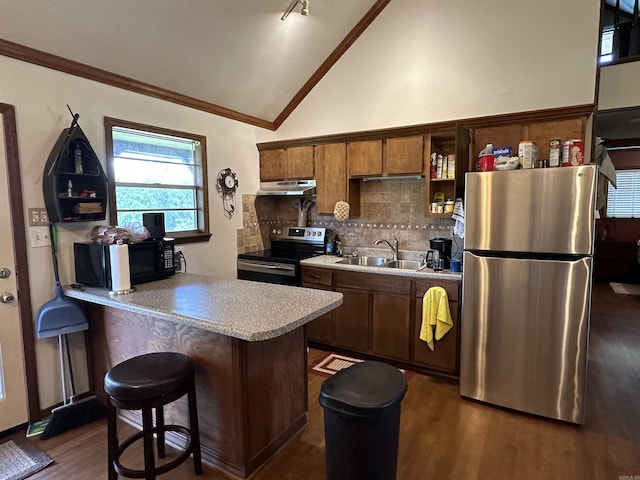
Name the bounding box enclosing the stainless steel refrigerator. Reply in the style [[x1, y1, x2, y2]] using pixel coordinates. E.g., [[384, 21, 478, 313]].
[[460, 164, 597, 424]]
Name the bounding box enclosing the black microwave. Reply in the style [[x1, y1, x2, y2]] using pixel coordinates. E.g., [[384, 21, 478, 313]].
[[73, 238, 175, 288]]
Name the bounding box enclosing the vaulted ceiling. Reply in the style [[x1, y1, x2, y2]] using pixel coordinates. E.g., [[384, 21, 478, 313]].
[[2, 1, 639, 141], [0, 0, 386, 129]]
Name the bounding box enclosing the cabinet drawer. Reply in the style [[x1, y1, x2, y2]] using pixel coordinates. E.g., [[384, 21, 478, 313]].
[[335, 270, 411, 295], [301, 266, 333, 286], [415, 278, 459, 302]]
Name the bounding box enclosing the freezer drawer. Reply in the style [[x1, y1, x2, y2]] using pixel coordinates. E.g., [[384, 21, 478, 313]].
[[460, 252, 592, 423]]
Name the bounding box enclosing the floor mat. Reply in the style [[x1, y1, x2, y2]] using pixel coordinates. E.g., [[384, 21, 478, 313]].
[[0, 435, 53, 480], [609, 282, 640, 296], [309, 351, 412, 379]]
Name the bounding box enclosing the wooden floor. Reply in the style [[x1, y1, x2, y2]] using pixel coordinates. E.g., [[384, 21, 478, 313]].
[[14, 283, 640, 479]]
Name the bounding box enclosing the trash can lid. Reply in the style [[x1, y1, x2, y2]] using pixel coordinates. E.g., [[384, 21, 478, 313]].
[[319, 361, 407, 416]]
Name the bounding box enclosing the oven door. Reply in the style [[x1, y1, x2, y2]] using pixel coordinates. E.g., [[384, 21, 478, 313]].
[[237, 258, 299, 286]]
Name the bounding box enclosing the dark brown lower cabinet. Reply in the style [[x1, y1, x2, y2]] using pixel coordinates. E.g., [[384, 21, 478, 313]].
[[334, 287, 370, 353], [302, 265, 461, 377], [371, 292, 411, 360], [411, 278, 460, 375]]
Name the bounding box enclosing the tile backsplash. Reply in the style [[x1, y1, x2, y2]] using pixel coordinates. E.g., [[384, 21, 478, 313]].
[[238, 177, 463, 256]]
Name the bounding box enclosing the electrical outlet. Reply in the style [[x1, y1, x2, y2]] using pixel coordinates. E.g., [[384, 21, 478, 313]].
[[30, 226, 51, 248]]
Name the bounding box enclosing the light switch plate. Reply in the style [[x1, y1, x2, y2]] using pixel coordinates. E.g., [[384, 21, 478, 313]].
[[30, 226, 51, 248], [27, 208, 49, 226]]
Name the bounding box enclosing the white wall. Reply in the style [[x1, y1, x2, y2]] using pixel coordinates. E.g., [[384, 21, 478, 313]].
[[598, 61, 640, 110], [0, 0, 605, 413], [277, 0, 602, 139], [0, 56, 273, 408]]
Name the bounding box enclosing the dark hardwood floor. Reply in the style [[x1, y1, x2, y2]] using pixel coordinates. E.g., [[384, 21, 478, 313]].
[[12, 282, 640, 479]]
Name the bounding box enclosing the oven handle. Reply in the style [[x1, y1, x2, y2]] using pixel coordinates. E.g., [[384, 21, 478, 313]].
[[237, 259, 297, 277]]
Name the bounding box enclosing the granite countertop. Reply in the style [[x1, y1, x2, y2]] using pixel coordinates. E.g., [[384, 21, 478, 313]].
[[301, 254, 463, 281], [63, 273, 343, 341]]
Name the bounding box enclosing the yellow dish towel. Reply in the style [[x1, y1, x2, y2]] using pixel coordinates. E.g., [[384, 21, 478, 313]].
[[420, 286, 453, 351]]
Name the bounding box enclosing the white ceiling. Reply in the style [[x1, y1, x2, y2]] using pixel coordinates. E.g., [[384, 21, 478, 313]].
[[0, 0, 380, 124]]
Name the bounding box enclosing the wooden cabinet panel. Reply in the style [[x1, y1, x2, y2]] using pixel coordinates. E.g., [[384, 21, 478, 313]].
[[473, 124, 522, 162], [301, 266, 333, 286], [334, 270, 411, 296], [286, 146, 314, 179], [413, 278, 461, 373], [334, 287, 370, 353], [260, 149, 286, 181], [371, 292, 411, 360], [348, 140, 382, 177], [527, 118, 584, 161], [415, 278, 460, 302], [413, 296, 459, 373], [302, 266, 335, 344], [386, 136, 424, 175], [315, 143, 347, 214], [472, 118, 585, 167], [302, 282, 334, 344]]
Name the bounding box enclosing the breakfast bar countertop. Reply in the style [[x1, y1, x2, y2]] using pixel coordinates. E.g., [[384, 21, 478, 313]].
[[63, 273, 343, 341]]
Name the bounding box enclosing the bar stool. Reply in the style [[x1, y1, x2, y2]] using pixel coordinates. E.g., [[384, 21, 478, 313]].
[[104, 352, 203, 480]]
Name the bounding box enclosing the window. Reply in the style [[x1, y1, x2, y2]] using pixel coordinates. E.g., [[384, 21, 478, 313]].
[[105, 118, 210, 241], [607, 169, 640, 218], [600, 26, 614, 64]]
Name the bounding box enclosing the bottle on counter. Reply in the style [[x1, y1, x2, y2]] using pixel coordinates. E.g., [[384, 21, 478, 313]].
[[325, 234, 334, 254]]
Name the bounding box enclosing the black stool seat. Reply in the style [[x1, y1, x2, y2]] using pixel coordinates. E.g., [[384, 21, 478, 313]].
[[105, 352, 193, 401], [105, 352, 202, 480]]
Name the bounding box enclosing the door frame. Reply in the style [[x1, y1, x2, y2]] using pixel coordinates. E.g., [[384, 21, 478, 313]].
[[1, 103, 40, 422]]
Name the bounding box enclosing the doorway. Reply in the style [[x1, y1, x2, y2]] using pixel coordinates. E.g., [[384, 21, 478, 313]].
[[0, 103, 39, 431]]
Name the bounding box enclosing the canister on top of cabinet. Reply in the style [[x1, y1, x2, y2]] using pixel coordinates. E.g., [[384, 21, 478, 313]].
[[562, 139, 584, 166], [549, 139, 562, 167], [518, 141, 538, 169]]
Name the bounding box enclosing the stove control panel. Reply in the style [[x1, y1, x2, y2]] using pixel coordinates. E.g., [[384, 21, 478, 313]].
[[270, 227, 326, 244]]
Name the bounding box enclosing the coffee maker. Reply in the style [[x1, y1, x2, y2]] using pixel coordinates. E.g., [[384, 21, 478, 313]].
[[428, 238, 452, 269]]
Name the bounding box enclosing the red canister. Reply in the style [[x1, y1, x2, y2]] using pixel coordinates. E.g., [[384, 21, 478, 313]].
[[562, 139, 584, 166]]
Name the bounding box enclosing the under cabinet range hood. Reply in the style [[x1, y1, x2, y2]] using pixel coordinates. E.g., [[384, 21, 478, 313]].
[[257, 179, 316, 196]]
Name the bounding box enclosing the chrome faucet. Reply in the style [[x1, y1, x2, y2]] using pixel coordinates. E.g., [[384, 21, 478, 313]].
[[373, 235, 399, 261]]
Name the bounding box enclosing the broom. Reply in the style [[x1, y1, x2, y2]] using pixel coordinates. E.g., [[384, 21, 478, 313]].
[[40, 334, 106, 439], [35, 224, 106, 439]]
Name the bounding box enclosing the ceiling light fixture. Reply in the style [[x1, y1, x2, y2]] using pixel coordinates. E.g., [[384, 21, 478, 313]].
[[281, 0, 309, 21]]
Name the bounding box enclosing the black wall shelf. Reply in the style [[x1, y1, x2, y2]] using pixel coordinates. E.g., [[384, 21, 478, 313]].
[[43, 115, 108, 223]]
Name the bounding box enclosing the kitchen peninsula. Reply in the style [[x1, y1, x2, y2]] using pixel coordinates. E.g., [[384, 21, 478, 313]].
[[64, 273, 343, 478]]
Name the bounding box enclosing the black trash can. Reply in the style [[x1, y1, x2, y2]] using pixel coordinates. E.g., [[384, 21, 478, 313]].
[[319, 360, 407, 480]]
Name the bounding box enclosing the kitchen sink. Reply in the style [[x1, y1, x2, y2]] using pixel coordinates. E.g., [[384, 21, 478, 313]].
[[337, 256, 389, 266], [383, 260, 426, 270]]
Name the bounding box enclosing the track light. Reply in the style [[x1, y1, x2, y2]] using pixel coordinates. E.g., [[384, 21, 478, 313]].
[[281, 0, 309, 21]]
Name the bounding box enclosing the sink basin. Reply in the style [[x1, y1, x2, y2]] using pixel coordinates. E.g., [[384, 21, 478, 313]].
[[383, 260, 425, 270], [338, 256, 389, 266]]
